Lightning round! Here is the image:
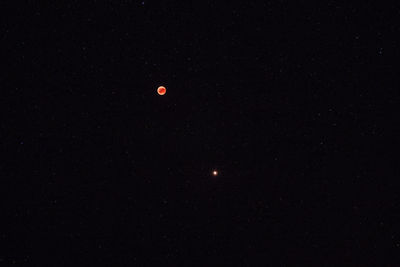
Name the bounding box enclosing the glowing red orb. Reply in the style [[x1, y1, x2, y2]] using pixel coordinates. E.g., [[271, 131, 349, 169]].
[[157, 86, 166, 95]]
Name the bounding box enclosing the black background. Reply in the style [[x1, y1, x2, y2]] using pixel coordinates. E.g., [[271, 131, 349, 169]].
[[2, 1, 399, 265]]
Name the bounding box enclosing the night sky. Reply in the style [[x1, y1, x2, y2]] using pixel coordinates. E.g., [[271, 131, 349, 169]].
[[2, 1, 399, 265]]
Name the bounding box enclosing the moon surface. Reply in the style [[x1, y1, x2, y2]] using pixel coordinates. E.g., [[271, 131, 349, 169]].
[[157, 86, 166, 95]]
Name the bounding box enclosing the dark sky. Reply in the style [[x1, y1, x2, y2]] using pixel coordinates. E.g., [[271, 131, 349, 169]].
[[2, 1, 399, 265]]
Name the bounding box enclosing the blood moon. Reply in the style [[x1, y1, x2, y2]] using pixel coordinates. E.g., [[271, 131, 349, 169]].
[[157, 86, 166, 95]]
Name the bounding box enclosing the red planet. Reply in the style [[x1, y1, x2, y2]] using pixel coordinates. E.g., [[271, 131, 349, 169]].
[[157, 86, 166, 95]]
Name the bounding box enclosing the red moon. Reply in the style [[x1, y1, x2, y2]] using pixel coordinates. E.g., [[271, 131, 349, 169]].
[[157, 86, 166, 95]]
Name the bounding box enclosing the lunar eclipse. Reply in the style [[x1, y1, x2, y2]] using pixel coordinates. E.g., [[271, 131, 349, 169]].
[[157, 86, 166, 95]]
